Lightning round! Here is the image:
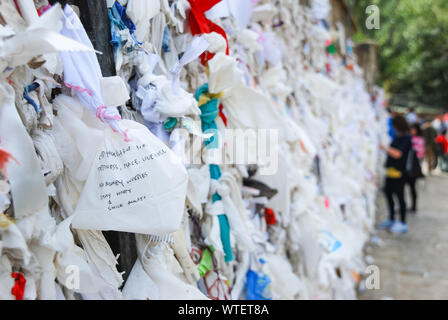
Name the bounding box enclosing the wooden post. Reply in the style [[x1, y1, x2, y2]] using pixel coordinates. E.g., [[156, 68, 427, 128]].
[[49, 0, 137, 284], [354, 41, 378, 95], [50, 0, 116, 76]]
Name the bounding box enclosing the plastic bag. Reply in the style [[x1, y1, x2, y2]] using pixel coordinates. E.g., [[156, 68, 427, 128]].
[[245, 269, 272, 300]]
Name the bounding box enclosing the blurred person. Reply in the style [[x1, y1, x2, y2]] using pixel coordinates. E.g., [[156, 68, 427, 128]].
[[435, 129, 448, 172], [407, 123, 425, 214], [443, 113, 448, 132], [387, 108, 396, 140], [406, 107, 418, 125], [422, 121, 438, 173], [432, 116, 443, 133], [379, 115, 412, 233], [410, 123, 425, 161]]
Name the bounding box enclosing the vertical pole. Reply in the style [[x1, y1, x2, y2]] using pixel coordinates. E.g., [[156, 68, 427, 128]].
[[64, 0, 116, 76], [49, 0, 137, 284]]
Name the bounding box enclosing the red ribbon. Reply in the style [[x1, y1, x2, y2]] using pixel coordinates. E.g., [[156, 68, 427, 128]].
[[219, 104, 227, 127], [37, 4, 51, 16], [0, 147, 19, 179], [324, 197, 330, 209], [13, 0, 22, 16], [264, 207, 277, 225], [188, 0, 230, 65], [11, 272, 26, 300]]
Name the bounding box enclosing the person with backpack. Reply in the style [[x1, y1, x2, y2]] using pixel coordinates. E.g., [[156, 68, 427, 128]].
[[407, 123, 425, 214], [378, 115, 413, 234]]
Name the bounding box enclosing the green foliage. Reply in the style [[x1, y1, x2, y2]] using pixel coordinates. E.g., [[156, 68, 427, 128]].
[[352, 31, 366, 43], [347, 0, 448, 110]]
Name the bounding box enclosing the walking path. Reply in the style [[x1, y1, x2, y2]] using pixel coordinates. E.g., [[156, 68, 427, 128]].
[[359, 172, 448, 299]]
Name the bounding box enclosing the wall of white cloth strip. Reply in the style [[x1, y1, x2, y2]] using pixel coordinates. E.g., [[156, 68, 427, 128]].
[[0, 0, 390, 300]]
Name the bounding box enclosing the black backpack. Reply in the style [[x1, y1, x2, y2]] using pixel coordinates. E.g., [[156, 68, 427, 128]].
[[406, 149, 424, 179]]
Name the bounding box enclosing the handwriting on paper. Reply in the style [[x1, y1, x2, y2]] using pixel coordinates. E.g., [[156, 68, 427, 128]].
[[96, 143, 168, 213]]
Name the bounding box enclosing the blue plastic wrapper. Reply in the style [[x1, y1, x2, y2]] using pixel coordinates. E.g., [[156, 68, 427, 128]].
[[245, 270, 272, 300]]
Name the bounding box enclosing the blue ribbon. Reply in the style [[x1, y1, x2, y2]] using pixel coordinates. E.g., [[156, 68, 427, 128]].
[[195, 84, 234, 263], [195, 84, 219, 149], [113, 2, 136, 35], [108, 1, 142, 53], [24, 83, 41, 114], [162, 26, 171, 53]]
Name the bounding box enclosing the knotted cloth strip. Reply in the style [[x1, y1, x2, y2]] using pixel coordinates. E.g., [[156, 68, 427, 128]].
[[187, 0, 229, 65], [195, 84, 233, 263]]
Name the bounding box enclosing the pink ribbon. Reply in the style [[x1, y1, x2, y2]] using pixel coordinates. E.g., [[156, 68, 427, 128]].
[[95, 105, 121, 123], [64, 83, 130, 142]]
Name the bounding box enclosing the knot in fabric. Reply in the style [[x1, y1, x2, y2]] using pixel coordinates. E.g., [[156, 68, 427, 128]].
[[195, 84, 221, 148], [210, 179, 230, 198], [96, 105, 121, 123]]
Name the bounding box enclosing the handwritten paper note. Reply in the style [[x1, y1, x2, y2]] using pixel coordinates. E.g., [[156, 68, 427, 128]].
[[72, 122, 188, 235], [95, 143, 168, 214]]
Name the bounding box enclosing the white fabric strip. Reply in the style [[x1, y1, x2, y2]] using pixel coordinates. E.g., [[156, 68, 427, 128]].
[[170, 35, 209, 91], [16, 0, 39, 24], [0, 84, 48, 219]]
